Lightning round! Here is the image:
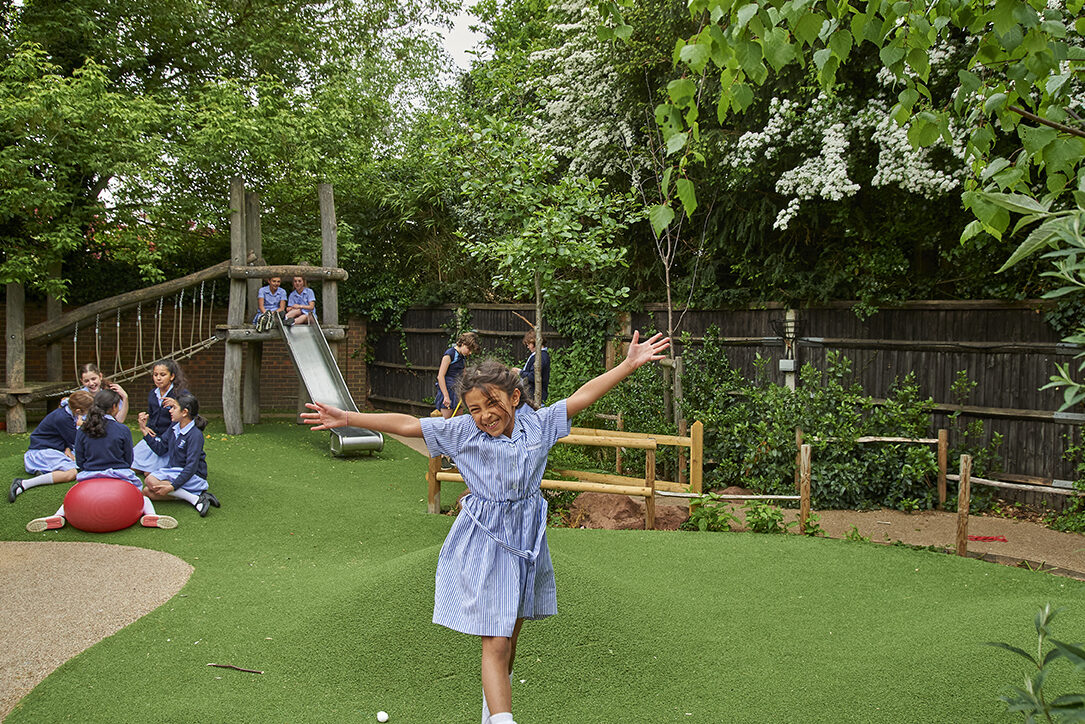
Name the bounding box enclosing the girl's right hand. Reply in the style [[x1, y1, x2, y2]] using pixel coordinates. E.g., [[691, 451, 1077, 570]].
[[302, 402, 348, 430], [138, 412, 149, 424]]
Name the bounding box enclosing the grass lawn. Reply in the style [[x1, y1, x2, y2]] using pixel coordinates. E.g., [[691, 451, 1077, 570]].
[[1, 420, 1083, 723]]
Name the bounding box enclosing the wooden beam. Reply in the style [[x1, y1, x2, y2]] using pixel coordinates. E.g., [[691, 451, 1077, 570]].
[[228, 265, 348, 281], [559, 434, 658, 450], [569, 427, 691, 447], [5, 282, 26, 433], [24, 259, 235, 346], [946, 474, 1085, 497], [956, 455, 972, 557], [217, 325, 346, 342]]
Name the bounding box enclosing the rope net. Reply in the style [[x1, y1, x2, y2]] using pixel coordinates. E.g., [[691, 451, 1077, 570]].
[[66, 279, 220, 395]]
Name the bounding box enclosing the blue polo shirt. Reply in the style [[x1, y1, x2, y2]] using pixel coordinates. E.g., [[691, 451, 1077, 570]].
[[258, 285, 287, 312]]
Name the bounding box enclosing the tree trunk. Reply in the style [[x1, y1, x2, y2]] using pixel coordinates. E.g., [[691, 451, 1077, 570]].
[[534, 269, 543, 407]]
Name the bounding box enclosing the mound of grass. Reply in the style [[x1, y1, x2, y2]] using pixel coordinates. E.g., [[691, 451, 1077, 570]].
[[1, 421, 1082, 722]]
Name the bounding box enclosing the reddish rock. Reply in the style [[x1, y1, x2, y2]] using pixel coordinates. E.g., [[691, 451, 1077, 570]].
[[568, 492, 690, 531], [718, 485, 756, 497]]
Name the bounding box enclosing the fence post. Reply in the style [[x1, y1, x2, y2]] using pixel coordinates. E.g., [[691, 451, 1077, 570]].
[[955, 454, 972, 557], [937, 428, 948, 509], [645, 447, 656, 530], [799, 444, 811, 534], [678, 418, 688, 486], [691, 421, 703, 496], [427, 456, 442, 514], [615, 411, 623, 474], [794, 427, 803, 491]]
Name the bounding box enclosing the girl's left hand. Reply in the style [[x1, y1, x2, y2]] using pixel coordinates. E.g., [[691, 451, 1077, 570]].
[[626, 331, 670, 369], [148, 480, 173, 496]]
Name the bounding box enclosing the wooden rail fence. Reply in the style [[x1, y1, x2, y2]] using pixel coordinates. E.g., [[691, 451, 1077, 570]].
[[425, 422, 703, 530]]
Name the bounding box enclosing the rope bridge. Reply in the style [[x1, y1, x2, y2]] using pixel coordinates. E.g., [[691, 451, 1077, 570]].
[[66, 280, 221, 394], [8, 259, 233, 402]]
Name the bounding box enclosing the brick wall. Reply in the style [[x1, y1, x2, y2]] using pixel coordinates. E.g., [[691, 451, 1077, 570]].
[[2, 301, 369, 420]]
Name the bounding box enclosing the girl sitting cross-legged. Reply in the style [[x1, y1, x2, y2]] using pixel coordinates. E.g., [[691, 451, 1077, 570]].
[[140, 392, 220, 517], [11, 390, 93, 503]]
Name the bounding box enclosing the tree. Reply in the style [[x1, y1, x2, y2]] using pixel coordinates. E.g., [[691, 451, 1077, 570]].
[[601, 0, 1085, 396], [1, 0, 457, 299], [454, 117, 633, 404]]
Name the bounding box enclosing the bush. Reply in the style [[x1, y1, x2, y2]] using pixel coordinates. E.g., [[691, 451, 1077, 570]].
[[679, 331, 1001, 511]]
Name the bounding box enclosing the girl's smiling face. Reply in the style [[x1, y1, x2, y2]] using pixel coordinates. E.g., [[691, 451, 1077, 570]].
[[152, 364, 174, 392], [463, 385, 521, 438], [293, 276, 306, 292], [81, 370, 103, 392]]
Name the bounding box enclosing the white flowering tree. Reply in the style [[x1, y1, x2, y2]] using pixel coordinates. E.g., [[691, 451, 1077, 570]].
[[601, 0, 1085, 398]]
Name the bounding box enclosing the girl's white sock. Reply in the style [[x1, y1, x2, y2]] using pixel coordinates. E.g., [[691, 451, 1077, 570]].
[[21, 473, 56, 489], [489, 713, 515, 724], [142, 498, 157, 516], [169, 488, 199, 505]]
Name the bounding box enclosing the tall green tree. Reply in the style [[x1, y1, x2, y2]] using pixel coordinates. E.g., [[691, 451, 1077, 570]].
[[1, 0, 457, 299]]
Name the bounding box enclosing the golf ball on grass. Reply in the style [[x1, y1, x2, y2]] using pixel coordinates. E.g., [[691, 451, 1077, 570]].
[[376, 711, 389, 722]]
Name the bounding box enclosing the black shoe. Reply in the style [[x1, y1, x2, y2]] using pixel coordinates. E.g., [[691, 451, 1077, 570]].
[[9, 479, 24, 503], [283, 316, 294, 327], [204, 491, 221, 508], [440, 457, 452, 471], [196, 492, 212, 517]]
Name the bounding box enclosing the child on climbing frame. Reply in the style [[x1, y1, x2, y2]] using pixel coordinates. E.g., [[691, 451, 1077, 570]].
[[140, 391, 219, 517], [302, 330, 670, 724], [10, 390, 94, 503], [285, 275, 316, 326], [253, 276, 287, 332]]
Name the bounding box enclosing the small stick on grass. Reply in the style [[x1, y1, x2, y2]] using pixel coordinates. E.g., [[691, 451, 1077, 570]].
[[207, 663, 264, 674]]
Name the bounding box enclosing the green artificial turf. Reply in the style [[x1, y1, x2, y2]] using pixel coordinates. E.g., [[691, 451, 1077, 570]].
[[1, 421, 1083, 723]]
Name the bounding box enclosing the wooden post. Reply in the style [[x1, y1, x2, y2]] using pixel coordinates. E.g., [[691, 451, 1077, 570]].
[[46, 261, 63, 386], [794, 427, 803, 491], [955, 454, 972, 557], [427, 456, 442, 514], [5, 282, 27, 433], [614, 411, 623, 474], [690, 420, 703, 495], [645, 447, 656, 530], [319, 184, 339, 328], [242, 191, 262, 425], [937, 428, 948, 509], [677, 418, 688, 486], [673, 354, 684, 430], [318, 184, 341, 406], [799, 444, 811, 534], [222, 178, 246, 435]]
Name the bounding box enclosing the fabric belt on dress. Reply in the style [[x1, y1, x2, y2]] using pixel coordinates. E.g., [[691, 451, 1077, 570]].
[[459, 493, 549, 617]]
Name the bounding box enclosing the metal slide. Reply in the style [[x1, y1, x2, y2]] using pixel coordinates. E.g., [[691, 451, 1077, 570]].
[[275, 315, 384, 456]]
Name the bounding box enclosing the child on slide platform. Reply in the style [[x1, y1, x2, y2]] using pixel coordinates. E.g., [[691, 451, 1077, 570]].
[[303, 330, 670, 724]]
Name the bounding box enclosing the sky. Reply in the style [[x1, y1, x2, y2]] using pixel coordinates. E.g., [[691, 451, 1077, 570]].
[[441, 2, 488, 71]]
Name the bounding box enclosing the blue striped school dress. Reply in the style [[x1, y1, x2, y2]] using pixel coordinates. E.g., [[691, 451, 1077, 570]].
[[420, 399, 571, 637]]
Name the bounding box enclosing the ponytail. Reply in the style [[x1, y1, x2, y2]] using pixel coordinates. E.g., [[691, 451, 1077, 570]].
[[83, 389, 121, 438], [173, 392, 208, 431]]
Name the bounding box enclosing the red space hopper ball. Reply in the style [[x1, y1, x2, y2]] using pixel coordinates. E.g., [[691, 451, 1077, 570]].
[[63, 478, 144, 532]]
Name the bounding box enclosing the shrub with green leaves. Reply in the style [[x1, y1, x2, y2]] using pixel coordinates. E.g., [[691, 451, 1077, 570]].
[[680, 331, 1000, 511]]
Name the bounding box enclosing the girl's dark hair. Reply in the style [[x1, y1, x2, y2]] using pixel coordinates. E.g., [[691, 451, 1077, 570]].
[[152, 358, 188, 393], [456, 358, 537, 411], [173, 391, 208, 431], [83, 389, 121, 438]]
